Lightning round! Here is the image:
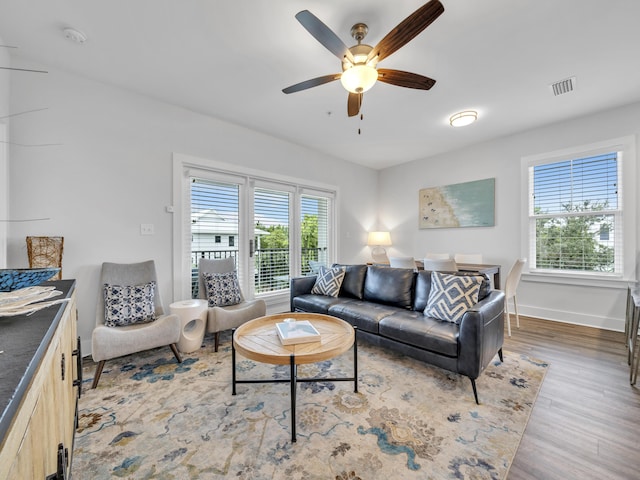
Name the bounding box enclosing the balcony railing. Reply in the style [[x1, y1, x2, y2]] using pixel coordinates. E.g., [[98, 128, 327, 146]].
[[191, 247, 325, 298]]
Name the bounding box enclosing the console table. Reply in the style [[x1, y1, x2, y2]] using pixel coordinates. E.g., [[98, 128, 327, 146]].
[[0, 280, 80, 480]]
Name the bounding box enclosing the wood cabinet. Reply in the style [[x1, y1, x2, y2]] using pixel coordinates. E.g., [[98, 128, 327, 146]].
[[0, 281, 79, 480]]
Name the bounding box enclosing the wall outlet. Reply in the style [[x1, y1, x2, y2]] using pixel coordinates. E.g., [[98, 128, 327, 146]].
[[140, 224, 154, 235]]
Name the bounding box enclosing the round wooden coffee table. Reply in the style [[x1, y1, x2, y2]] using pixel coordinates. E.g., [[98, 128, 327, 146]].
[[232, 312, 357, 442]]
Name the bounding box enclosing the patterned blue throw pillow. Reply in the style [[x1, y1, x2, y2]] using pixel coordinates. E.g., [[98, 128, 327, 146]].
[[203, 271, 242, 307], [104, 281, 156, 327], [311, 266, 346, 297], [424, 272, 483, 323]]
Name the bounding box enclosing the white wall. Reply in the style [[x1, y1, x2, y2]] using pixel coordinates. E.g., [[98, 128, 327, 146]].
[[0, 36, 10, 267], [7, 61, 378, 353], [379, 101, 640, 331]]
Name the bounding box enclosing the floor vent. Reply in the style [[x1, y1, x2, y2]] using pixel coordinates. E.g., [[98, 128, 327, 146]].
[[550, 76, 576, 96]]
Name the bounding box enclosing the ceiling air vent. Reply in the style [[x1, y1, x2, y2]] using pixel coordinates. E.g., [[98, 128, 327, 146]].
[[550, 76, 576, 96]]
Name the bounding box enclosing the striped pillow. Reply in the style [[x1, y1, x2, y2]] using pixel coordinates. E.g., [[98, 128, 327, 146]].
[[311, 266, 346, 297], [424, 272, 483, 323]]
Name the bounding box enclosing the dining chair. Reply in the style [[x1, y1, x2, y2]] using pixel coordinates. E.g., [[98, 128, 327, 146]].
[[454, 253, 483, 264], [424, 253, 450, 260], [504, 258, 526, 336], [389, 256, 417, 269], [422, 258, 458, 272]]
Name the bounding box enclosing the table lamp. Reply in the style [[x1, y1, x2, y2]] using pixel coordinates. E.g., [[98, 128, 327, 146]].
[[367, 231, 392, 264]]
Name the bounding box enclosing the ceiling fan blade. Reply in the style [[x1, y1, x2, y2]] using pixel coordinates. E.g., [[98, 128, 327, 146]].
[[377, 69, 436, 90], [0, 66, 48, 73], [347, 92, 362, 117], [295, 10, 355, 64], [366, 0, 444, 64], [282, 73, 341, 94]]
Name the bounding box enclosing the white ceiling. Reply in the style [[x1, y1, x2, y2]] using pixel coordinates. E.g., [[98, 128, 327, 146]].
[[1, 0, 640, 169]]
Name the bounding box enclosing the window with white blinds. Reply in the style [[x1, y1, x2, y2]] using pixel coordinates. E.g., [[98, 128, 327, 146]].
[[301, 194, 330, 275], [528, 152, 621, 274], [254, 187, 291, 293], [190, 178, 241, 298], [179, 158, 337, 300]]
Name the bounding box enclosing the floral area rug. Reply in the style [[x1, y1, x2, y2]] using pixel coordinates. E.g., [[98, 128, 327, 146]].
[[73, 333, 548, 479]]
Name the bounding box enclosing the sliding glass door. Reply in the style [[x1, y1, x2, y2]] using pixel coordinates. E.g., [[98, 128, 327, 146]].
[[190, 177, 244, 298], [182, 161, 336, 302], [253, 185, 291, 293]]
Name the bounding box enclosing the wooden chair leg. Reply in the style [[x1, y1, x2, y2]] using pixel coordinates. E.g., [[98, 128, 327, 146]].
[[214, 332, 220, 352], [170, 343, 183, 363], [514, 294, 521, 329], [91, 360, 105, 389]]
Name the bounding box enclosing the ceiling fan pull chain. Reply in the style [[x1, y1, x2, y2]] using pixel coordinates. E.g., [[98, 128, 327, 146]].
[[358, 112, 363, 135]]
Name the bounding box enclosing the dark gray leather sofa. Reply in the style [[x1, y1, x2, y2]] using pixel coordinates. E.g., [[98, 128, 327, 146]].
[[290, 264, 505, 403]]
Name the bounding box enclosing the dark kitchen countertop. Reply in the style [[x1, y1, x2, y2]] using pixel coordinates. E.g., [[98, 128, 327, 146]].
[[0, 280, 76, 445]]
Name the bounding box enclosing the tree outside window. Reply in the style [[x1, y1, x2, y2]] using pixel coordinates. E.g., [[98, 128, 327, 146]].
[[530, 152, 619, 274]]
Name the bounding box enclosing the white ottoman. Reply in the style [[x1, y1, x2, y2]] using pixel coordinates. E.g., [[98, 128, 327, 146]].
[[170, 299, 208, 353]]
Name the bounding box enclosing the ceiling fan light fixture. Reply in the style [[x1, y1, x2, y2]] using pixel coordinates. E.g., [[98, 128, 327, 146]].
[[340, 64, 378, 94], [449, 110, 478, 127]]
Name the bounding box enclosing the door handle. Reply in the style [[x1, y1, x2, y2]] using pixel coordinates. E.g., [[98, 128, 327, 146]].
[[249, 239, 254, 258]]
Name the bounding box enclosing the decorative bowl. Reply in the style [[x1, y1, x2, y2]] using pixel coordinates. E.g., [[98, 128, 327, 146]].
[[0, 268, 60, 292]]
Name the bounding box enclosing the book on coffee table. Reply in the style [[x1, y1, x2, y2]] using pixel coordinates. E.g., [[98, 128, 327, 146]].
[[276, 319, 321, 345]]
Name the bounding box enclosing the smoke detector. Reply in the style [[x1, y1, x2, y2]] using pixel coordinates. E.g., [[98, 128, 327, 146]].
[[63, 27, 87, 44]]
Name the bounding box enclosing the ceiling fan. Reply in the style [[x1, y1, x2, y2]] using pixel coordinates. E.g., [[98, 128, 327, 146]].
[[0, 45, 48, 73], [282, 0, 444, 117]]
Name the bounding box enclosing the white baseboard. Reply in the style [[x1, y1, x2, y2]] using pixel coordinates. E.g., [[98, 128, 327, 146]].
[[515, 304, 624, 332]]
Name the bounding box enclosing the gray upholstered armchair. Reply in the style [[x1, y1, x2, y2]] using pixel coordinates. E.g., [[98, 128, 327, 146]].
[[198, 257, 266, 351], [91, 260, 182, 388]]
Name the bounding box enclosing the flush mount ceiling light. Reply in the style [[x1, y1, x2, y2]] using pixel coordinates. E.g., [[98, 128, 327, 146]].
[[449, 110, 478, 127], [63, 27, 87, 44]]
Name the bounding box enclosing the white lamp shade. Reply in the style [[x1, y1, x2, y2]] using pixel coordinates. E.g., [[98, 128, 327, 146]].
[[341, 65, 378, 94], [367, 231, 392, 246]]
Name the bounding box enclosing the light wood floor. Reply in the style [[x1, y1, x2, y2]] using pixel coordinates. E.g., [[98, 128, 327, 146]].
[[504, 316, 640, 480]]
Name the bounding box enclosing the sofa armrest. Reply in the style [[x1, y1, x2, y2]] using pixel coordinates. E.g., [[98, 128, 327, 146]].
[[290, 275, 317, 312], [457, 290, 505, 379]]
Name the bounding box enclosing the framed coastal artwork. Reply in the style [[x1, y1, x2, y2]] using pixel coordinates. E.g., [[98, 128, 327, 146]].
[[419, 178, 495, 229]]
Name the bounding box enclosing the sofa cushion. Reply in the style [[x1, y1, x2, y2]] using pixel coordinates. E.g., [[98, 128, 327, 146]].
[[328, 300, 404, 334], [332, 264, 368, 299], [292, 294, 348, 314], [424, 272, 484, 323], [413, 270, 491, 312], [363, 266, 414, 309], [379, 311, 459, 357], [311, 266, 346, 297]]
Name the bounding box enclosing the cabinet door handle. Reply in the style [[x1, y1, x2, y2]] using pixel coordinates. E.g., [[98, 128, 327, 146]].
[[72, 336, 82, 398], [45, 442, 68, 480], [60, 353, 65, 381]]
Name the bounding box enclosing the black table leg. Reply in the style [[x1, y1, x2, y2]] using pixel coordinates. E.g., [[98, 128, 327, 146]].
[[290, 354, 297, 442], [353, 326, 358, 393], [231, 328, 237, 396]]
